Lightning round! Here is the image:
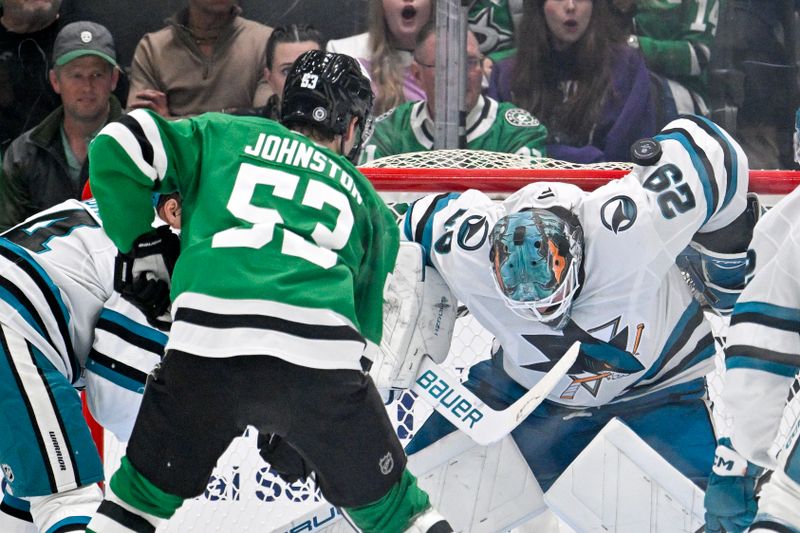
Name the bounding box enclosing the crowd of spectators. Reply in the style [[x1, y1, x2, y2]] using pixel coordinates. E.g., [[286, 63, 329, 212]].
[[361, 22, 548, 162], [0, 0, 799, 230]]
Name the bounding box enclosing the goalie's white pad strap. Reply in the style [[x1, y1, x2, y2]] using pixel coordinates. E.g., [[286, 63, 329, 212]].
[[372, 241, 456, 390]]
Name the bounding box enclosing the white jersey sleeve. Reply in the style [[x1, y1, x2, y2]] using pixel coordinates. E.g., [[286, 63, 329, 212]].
[[84, 293, 166, 443], [723, 186, 800, 468], [629, 114, 749, 251], [0, 199, 116, 383]]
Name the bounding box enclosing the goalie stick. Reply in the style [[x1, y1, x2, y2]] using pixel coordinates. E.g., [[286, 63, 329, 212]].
[[411, 340, 581, 446]]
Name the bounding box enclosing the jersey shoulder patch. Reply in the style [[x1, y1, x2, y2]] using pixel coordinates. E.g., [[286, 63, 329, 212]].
[[504, 107, 540, 128]]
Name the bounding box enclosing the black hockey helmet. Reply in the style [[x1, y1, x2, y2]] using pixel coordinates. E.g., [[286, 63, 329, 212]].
[[281, 50, 374, 162]]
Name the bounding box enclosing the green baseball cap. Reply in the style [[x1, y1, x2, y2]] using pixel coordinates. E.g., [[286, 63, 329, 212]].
[[53, 21, 117, 67]]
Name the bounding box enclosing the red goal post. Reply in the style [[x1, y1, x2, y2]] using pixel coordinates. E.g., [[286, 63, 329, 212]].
[[358, 149, 800, 195]]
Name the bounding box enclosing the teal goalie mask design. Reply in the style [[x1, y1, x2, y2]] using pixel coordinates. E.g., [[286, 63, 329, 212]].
[[489, 207, 584, 328]]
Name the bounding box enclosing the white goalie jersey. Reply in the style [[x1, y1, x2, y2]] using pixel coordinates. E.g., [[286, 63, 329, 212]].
[[724, 185, 800, 470], [0, 199, 165, 441], [402, 115, 749, 408]]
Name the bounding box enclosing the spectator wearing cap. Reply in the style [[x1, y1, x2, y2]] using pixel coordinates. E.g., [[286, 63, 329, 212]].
[[126, 0, 272, 118], [0, 20, 122, 230]]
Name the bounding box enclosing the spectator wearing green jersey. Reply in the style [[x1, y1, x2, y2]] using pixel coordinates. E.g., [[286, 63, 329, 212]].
[[611, 0, 718, 117], [468, 0, 522, 64], [360, 23, 548, 164]]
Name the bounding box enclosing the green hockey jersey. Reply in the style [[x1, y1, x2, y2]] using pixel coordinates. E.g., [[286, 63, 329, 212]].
[[89, 110, 399, 370], [468, 0, 522, 62], [360, 96, 548, 164], [634, 0, 719, 98]]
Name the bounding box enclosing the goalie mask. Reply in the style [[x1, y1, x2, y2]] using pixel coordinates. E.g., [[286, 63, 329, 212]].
[[489, 207, 584, 328], [281, 50, 374, 163]]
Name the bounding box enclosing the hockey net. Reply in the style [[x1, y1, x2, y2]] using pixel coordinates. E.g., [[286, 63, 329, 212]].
[[97, 151, 800, 532]]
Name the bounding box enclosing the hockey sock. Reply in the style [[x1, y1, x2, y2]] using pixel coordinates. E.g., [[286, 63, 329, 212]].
[[344, 468, 431, 533], [107, 456, 183, 520]]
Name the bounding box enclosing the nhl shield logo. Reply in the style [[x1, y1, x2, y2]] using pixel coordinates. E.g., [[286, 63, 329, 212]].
[[378, 452, 394, 475]]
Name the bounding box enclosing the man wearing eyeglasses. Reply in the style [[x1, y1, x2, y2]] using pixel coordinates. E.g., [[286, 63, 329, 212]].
[[359, 21, 548, 164]]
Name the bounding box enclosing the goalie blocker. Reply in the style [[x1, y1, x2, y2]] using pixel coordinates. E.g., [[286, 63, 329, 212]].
[[370, 241, 457, 391]]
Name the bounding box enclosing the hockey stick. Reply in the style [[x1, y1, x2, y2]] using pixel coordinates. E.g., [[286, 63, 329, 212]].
[[266, 343, 581, 533], [411, 341, 581, 446]]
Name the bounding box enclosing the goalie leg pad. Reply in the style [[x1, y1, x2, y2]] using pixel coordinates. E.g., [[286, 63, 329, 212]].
[[545, 418, 706, 532], [372, 241, 457, 390], [408, 431, 549, 533]]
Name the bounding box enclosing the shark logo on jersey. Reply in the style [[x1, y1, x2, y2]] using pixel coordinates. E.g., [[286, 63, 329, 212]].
[[523, 319, 645, 398], [457, 215, 489, 250], [600, 195, 637, 234]]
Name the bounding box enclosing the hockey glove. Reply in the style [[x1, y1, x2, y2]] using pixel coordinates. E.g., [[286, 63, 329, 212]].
[[114, 225, 180, 331], [704, 438, 763, 533]]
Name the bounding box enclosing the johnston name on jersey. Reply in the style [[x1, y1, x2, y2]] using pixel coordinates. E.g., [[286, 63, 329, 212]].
[[402, 115, 749, 408], [89, 110, 399, 370]]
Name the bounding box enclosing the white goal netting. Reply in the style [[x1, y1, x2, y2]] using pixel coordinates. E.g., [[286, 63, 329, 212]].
[[99, 150, 794, 532]]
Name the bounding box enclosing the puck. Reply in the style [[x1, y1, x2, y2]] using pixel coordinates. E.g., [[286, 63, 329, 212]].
[[630, 138, 662, 166]]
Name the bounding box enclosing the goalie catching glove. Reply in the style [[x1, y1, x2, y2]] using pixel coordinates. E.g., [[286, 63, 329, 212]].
[[370, 241, 457, 391], [114, 225, 180, 330]]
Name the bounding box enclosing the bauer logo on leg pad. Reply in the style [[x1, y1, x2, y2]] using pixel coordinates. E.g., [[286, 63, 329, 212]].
[[415, 370, 484, 428]]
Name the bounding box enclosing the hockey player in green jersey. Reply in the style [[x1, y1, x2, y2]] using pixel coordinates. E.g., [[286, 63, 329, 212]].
[[85, 51, 454, 533], [360, 22, 547, 164]]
